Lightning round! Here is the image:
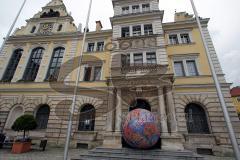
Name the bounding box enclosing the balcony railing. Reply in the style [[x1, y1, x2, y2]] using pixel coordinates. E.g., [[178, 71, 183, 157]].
[[121, 63, 165, 74]]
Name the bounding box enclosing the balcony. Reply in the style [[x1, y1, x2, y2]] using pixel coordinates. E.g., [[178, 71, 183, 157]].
[[121, 63, 167, 74]]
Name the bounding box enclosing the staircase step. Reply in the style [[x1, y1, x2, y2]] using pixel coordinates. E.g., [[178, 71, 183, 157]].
[[72, 148, 205, 160]]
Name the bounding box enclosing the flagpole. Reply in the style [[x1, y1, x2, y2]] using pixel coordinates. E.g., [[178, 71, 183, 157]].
[[63, 0, 93, 159], [189, 0, 240, 159], [0, 0, 27, 54]]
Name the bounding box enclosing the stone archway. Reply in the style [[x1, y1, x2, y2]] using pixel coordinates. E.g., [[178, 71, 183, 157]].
[[129, 98, 151, 111], [5, 106, 24, 129]]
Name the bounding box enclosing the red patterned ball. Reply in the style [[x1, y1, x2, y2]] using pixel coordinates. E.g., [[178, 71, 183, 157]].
[[122, 109, 160, 149]]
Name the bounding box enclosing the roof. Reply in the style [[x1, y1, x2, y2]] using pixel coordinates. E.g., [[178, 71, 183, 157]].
[[230, 87, 240, 97]]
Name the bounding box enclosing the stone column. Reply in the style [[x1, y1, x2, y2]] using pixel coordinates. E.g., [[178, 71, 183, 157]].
[[165, 87, 178, 134], [106, 87, 115, 132], [115, 88, 122, 132], [158, 86, 169, 136]]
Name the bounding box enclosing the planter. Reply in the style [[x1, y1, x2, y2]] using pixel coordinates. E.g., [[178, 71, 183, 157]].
[[12, 141, 31, 154]]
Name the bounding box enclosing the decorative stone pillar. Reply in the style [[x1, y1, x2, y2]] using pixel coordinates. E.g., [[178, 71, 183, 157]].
[[115, 87, 122, 132], [165, 86, 178, 134], [157, 86, 169, 136], [106, 87, 115, 132], [103, 87, 122, 148]]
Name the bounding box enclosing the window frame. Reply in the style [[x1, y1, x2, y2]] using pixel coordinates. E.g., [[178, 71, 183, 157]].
[[132, 25, 142, 36], [87, 43, 95, 52], [169, 34, 179, 45], [45, 47, 65, 81], [142, 4, 150, 12], [173, 57, 200, 77], [146, 52, 157, 64], [144, 24, 153, 35], [168, 32, 193, 45], [22, 47, 44, 81], [78, 104, 95, 131], [96, 41, 104, 52], [1, 49, 23, 82], [133, 53, 143, 65], [122, 6, 130, 14], [132, 5, 140, 13], [121, 27, 130, 37]]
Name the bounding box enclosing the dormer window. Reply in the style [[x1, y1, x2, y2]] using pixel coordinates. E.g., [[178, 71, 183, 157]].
[[142, 4, 150, 12], [122, 6, 129, 15], [30, 26, 36, 33], [132, 5, 140, 13], [57, 24, 62, 31]]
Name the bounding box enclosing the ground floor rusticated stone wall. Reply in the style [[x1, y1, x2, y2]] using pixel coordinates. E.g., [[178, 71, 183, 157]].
[[0, 83, 239, 156], [173, 84, 240, 156]]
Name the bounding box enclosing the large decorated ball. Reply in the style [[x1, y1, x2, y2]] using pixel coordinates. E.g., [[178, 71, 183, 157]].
[[122, 109, 160, 149]]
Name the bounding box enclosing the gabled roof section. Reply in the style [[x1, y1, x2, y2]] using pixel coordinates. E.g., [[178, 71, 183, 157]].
[[45, 0, 64, 7], [30, 0, 70, 19]]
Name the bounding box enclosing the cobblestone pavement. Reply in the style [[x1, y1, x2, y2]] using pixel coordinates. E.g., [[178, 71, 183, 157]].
[[0, 148, 87, 160], [0, 147, 235, 160]]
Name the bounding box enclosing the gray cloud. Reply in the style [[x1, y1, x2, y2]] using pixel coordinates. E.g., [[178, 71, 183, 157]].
[[0, 0, 239, 86]]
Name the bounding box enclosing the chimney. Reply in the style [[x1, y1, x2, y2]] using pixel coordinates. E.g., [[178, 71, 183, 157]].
[[96, 21, 103, 32], [174, 12, 193, 22], [77, 23, 82, 32]]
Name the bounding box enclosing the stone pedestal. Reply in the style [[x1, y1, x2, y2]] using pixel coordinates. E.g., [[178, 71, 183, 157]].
[[103, 132, 122, 149], [161, 134, 184, 151]]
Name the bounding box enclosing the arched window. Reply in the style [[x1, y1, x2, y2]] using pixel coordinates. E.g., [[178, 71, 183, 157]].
[[31, 26, 36, 33], [129, 99, 151, 111], [45, 47, 64, 81], [22, 47, 44, 81], [5, 106, 24, 129], [1, 49, 23, 82], [185, 103, 210, 134], [36, 105, 50, 129], [78, 104, 95, 131], [57, 24, 62, 31]]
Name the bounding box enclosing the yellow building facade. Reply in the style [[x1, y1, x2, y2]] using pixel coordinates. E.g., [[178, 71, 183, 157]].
[[0, 0, 239, 157]]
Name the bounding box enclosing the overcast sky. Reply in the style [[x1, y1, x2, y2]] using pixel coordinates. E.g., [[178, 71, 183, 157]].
[[0, 0, 239, 87]]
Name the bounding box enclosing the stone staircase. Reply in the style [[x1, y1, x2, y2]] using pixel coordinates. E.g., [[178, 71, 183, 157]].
[[72, 147, 205, 160]]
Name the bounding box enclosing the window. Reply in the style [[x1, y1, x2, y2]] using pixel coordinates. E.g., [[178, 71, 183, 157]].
[[96, 42, 104, 52], [46, 47, 64, 81], [83, 67, 92, 81], [174, 59, 199, 77], [122, 6, 129, 14], [78, 104, 95, 131], [144, 24, 153, 35], [121, 54, 130, 67], [93, 66, 102, 81], [87, 43, 95, 52], [57, 24, 62, 31], [36, 105, 50, 129], [132, 5, 140, 13], [181, 33, 191, 44], [31, 26, 36, 33], [142, 4, 150, 12], [133, 25, 141, 36], [185, 103, 210, 134], [1, 49, 23, 82], [186, 60, 198, 76], [121, 27, 130, 37], [23, 47, 44, 81], [146, 52, 157, 64], [174, 61, 185, 76], [169, 34, 179, 45], [134, 53, 143, 65]]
